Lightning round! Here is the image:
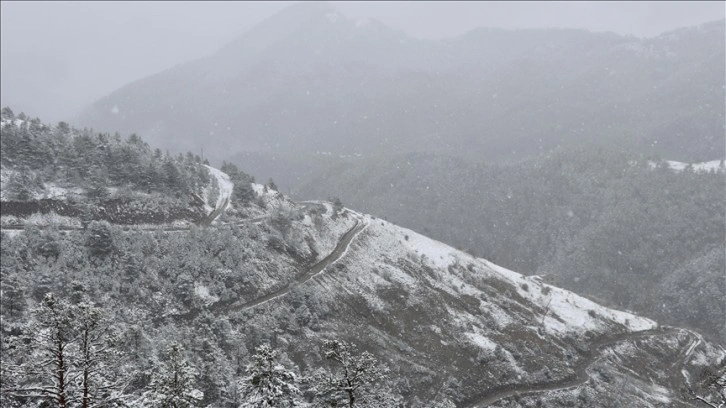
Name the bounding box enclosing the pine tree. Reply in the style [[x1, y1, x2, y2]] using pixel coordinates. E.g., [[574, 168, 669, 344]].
[[147, 343, 202, 408], [5, 294, 76, 407], [1, 106, 14, 120], [6, 170, 33, 201], [332, 198, 344, 214], [163, 161, 184, 194], [238, 344, 301, 408], [85, 221, 116, 259], [1, 294, 126, 408], [75, 302, 124, 408]]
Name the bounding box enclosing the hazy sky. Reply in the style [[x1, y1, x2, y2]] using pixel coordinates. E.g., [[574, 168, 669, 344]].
[[1, 1, 723, 123]]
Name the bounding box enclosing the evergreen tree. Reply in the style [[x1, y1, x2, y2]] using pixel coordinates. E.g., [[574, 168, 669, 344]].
[[85, 221, 116, 259], [146, 343, 202, 408], [1, 106, 14, 120], [6, 170, 33, 201], [7, 294, 75, 407], [238, 344, 301, 408], [163, 161, 184, 194], [0, 294, 126, 408], [75, 302, 124, 408]]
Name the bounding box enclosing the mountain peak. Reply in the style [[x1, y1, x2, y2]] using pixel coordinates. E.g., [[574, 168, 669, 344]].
[[218, 2, 345, 53], [271, 1, 337, 21]]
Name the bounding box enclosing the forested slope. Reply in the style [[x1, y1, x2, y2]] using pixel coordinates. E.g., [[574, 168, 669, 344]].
[[0, 107, 255, 228]]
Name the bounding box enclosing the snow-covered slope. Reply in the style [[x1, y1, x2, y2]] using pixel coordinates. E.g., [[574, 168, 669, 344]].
[[333, 212, 658, 339], [203, 164, 234, 217], [225, 201, 724, 406]]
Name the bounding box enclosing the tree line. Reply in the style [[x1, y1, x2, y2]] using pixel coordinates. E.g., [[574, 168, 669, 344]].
[[0, 293, 457, 408], [1, 107, 257, 206]]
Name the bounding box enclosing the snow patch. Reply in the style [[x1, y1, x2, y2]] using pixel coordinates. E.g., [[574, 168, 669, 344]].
[[481, 259, 657, 334], [194, 283, 219, 306], [465, 332, 497, 351], [647, 160, 723, 173], [399, 227, 457, 268], [204, 165, 233, 214]]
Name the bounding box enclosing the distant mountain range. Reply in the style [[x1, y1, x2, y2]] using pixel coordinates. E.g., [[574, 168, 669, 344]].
[[75, 2, 725, 178]]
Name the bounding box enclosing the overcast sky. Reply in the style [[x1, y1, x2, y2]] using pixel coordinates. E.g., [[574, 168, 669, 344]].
[[1, 1, 723, 123]]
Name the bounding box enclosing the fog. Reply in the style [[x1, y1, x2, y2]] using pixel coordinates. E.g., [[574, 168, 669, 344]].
[[1, 1, 723, 122], [1, 2, 725, 405]]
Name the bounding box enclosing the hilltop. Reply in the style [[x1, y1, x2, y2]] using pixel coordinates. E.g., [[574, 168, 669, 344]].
[[0, 107, 258, 230]]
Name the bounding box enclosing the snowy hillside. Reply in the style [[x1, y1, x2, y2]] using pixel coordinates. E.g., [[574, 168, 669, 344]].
[[2, 181, 724, 406], [268, 205, 725, 406], [1, 114, 723, 405], [0, 112, 257, 230]]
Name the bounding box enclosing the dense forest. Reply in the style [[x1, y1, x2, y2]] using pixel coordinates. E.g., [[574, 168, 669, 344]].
[[0, 108, 257, 226], [0, 206, 423, 407], [1, 107, 209, 199], [297, 148, 726, 340]]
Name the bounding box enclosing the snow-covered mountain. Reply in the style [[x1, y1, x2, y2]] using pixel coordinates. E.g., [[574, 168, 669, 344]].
[[75, 3, 724, 168]]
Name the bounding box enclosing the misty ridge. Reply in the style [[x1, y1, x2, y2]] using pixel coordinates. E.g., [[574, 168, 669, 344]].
[[1, 1, 725, 408], [77, 3, 725, 166]]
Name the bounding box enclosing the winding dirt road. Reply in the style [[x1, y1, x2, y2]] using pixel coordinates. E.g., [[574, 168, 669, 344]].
[[214, 218, 367, 313], [464, 327, 698, 407], [152, 216, 368, 325]]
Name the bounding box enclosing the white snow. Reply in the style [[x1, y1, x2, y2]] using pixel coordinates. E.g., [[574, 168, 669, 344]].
[[398, 227, 457, 268], [42, 183, 85, 200], [204, 165, 233, 214], [644, 383, 672, 404], [251, 182, 277, 196], [0, 118, 25, 127], [647, 160, 723, 173], [194, 283, 219, 306], [465, 332, 497, 351], [311, 217, 368, 281], [333, 210, 658, 339], [482, 259, 657, 334], [304, 203, 358, 261]]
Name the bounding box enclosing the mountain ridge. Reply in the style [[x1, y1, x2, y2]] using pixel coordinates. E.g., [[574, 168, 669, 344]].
[[74, 3, 725, 164]]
